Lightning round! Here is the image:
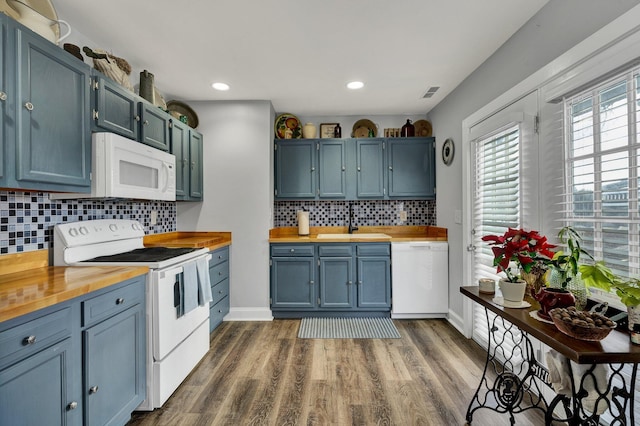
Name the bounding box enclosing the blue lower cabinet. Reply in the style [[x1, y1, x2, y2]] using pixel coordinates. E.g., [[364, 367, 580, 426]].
[[0, 275, 146, 426], [0, 337, 81, 425], [209, 246, 230, 332], [271, 243, 391, 317]]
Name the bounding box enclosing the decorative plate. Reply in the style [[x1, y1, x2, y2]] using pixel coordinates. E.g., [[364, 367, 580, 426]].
[[166, 100, 199, 129], [351, 119, 377, 138], [414, 119, 433, 137], [274, 113, 302, 139]]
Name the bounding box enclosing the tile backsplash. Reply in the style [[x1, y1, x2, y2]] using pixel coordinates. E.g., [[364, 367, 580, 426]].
[[0, 190, 176, 254], [273, 200, 436, 227]]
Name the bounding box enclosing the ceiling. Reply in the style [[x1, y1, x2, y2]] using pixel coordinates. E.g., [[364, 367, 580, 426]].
[[52, 0, 549, 116]]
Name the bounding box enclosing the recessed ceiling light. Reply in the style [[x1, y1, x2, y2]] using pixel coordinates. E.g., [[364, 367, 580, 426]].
[[347, 81, 364, 90], [212, 82, 230, 91]]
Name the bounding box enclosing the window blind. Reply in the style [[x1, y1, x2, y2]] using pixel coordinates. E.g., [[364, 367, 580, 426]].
[[471, 125, 524, 367]]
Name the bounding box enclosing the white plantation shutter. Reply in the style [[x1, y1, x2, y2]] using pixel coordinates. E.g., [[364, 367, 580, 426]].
[[562, 66, 640, 424]]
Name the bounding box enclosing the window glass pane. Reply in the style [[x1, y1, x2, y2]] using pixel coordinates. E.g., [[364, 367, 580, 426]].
[[601, 152, 628, 217], [599, 80, 628, 152], [571, 97, 593, 157], [603, 222, 630, 276], [571, 158, 594, 217]]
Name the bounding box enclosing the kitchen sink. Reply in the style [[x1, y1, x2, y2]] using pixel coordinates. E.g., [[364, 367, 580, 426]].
[[316, 233, 391, 239]]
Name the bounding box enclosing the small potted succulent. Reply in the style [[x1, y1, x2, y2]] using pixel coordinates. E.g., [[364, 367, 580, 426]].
[[482, 228, 556, 307]]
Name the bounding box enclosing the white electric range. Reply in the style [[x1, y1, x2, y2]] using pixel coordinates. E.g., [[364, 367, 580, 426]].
[[53, 219, 212, 411]]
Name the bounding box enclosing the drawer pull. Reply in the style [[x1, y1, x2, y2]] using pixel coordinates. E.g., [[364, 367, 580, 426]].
[[0, 91, 7, 101], [218, 255, 223, 259], [116, 297, 125, 305], [89, 385, 99, 394], [290, 249, 295, 253], [23, 335, 37, 345], [67, 401, 78, 411], [219, 290, 223, 294]]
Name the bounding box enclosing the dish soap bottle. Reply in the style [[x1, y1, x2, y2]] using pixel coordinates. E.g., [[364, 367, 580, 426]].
[[401, 119, 415, 137]]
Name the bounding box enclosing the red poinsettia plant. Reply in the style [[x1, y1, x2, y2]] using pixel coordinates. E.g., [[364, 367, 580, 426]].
[[482, 228, 556, 282]]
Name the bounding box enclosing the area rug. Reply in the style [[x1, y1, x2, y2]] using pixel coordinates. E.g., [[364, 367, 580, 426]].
[[297, 317, 401, 339]]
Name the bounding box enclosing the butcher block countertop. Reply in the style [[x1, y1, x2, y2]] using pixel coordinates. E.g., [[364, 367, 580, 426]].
[[269, 226, 447, 243], [144, 231, 232, 251], [0, 264, 148, 322]]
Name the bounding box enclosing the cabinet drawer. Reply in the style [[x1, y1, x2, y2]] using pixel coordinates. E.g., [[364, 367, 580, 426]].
[[210, 296, 229, 331], [271, 245, 314, 257], [210, 247, 229, 266], [209, 261, 229, 285], [0, 307, 72, 368], [357, 244, 391, 256], [318, 245, 353, 257], [82, 277, 144, 327], [212, 278, 229, 305]]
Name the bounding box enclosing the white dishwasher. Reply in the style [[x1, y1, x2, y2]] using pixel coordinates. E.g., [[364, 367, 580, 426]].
[[391, 241, 449, 318]]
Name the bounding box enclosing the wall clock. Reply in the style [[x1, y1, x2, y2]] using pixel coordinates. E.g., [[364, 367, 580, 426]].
[[442, 138, 455, 166]]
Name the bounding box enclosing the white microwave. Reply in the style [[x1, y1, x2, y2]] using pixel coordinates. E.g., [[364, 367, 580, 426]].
[[51, 133, 176, 201]]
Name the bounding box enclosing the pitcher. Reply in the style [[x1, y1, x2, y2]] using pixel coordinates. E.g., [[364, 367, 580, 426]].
[[7, 0, 71, 44]]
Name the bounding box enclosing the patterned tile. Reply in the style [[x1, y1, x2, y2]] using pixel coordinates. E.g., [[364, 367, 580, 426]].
[[0, 190, 176, 254]]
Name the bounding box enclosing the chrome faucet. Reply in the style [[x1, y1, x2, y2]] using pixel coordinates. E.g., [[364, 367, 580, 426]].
[[348, 203, 359, 234]]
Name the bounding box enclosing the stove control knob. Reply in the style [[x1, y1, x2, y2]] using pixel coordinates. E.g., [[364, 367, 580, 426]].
[[79, 226, 89, 236], [109, 224, 118, 232], [68, 228, 79, 237]]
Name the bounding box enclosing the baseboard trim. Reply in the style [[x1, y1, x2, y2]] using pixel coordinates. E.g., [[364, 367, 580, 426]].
[[224, 307, 273, 321], [447, 308, 465, 336]]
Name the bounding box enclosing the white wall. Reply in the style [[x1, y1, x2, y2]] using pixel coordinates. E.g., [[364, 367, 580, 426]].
[[428, 0, 640, 328], [176, 101, 274, 321]]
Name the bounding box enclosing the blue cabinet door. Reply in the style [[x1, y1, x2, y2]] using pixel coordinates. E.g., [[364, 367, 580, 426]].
[[318, 139, 347, 198], [0, 15, 7, 185], [319, 256, 354, 308], [83, 304, 145, 426], [356, 139, 385, 198], [170, 119, 190, 199], [93, 74, 139, 140], [0, 338, 81, 426], [275, 140, 317, 198], [189, 130, 204, 199], [271, 257, 316, 308], [15, 24, 91, 190], [388, 138, 435, 198], [357, 256, 391, 309], [139, 102, 170, 151]]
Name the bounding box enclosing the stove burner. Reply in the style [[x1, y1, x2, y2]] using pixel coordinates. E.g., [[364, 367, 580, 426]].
[[88, 247, 198, 263]]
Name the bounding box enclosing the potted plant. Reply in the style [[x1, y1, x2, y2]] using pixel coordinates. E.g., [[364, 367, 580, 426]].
[[482, 228, 556, 307]]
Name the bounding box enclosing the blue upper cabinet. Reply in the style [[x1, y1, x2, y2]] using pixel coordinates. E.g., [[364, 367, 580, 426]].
[[188, 129, 203, 199], [318, 139, 347, 198], [356, 138, 386, 198], [92, 74, 139, 140], [387, 137, 435, 199], [139, 102, 170, 151], [11, 20, 91, 191], [275, 139, 317, 198], [0, 15, 7, 185], [171, 119, 190, 199]]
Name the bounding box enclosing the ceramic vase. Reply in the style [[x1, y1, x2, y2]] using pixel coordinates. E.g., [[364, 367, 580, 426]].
[[534, 287, 576, 320], [302, 123, 316, 138], [498, 278, 526, 307]]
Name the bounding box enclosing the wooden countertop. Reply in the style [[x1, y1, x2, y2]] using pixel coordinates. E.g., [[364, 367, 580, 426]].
[[269, 226, 447, 243], [144, 231, 232, 251], [461, 286, 640, 364], [0, 265, 148, 323]]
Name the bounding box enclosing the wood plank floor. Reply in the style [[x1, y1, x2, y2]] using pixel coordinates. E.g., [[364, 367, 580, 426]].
[[127, 319, 547, 425]]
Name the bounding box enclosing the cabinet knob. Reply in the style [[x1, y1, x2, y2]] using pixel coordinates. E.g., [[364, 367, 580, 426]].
[[311, 167, 315, 172], [24, 102, 34, 111], [89, 385, 99, 394], [116, 297, 125, 305], [342, 166, 346, 171], [23, 335, 36, 345], [135, 115, 141, 121], [0, 91, 6, 101], [67, 401, 78, 411], [310, 280, 314, 285], [357, 167, 361, 171], [347, 281, 352, 285], [143, 120, 149, 125], [389, 166, 393, 171], [290, 249, 295, 253], [219, 290, 223, 294]]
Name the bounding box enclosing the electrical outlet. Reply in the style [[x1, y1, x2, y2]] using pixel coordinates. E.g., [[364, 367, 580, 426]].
[[151, 210, 157, 225], [399, 211, 407, 221]]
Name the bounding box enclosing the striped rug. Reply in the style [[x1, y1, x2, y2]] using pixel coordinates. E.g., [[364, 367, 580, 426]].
[[297, 317, 401, 339]]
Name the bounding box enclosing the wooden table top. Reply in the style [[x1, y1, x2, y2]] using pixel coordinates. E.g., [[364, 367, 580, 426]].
[[461, 286, 640, 364]]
